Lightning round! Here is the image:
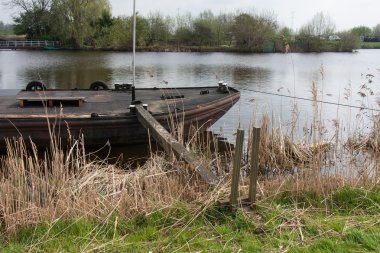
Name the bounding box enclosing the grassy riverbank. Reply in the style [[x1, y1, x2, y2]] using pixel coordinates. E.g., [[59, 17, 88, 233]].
[[361, 42, 380, 49], [2, 187, 380, 252], [59, 41, 377, 53], [1, 76, 380, 251], [1, 117, 380, 252]]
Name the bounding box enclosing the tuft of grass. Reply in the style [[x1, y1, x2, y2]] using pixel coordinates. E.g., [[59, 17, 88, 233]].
[[1, 188, 380, 252], [270, 187, 380, 214], [330, 187, 380, 214]]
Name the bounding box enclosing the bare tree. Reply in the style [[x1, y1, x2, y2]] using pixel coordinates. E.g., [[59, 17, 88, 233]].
[[373, 24, 380, 36], [297, 12, 335, 52], [5, 0, 51, 12], [300, 12, 335, 38]]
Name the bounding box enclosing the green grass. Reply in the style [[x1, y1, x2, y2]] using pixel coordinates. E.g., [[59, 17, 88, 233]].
[[360, 41, 380, 49], [0, 29, 14, 35], [1, 187, 380, 252]]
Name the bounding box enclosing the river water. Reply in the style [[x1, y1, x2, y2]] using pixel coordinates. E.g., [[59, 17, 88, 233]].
[[1, 49, 380, 142]]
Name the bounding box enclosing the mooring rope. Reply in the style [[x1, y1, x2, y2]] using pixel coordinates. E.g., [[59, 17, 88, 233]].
[[240, 88, 380, 112]]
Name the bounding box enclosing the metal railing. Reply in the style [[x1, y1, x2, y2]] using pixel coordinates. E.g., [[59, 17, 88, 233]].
[[0, 40, 60, 48]]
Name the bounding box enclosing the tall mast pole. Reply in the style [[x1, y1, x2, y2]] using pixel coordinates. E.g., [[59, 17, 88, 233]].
[[132, 0, 137, 101]]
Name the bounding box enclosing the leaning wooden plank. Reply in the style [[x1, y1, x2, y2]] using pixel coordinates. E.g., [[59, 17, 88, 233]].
[[135, 104, 218, 184]]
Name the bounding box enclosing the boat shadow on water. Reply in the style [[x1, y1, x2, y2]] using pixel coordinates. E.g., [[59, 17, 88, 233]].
[[81, 131, 234, 168], [0, 131, 234, 170]]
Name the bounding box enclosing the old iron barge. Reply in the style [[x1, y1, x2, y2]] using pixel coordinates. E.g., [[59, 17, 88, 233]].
[[0, 83, 240, 148]]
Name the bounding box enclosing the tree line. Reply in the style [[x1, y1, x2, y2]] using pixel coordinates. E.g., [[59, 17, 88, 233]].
[[4, 0, 379, 52]]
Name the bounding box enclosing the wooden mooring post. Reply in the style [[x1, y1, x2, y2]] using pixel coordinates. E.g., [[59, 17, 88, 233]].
[[230, 129, 245, 206], [220, 127, 261, 209], [248, 127, 261, 206], [134, 104, 218, 184]]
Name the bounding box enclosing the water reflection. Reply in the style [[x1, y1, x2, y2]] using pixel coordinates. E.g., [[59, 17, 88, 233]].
[[232, 66, 271, 87], [1, 50, 380, 141], [16, 52, 115, 89]]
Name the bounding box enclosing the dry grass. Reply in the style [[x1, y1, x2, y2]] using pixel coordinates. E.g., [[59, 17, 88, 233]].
[[0, 134, 222, 235], [1, 112, 376, 236], [1, 74, 380, 238], [254, 114, 331, 175]]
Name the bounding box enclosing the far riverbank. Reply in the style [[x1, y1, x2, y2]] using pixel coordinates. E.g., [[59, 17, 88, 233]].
[[66, 41, 380, 53]]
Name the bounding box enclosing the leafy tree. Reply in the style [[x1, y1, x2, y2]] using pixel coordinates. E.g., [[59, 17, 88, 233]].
[[192, 10, 216, 46], [50, 0, 111, 48], [214, 13, 234, 46], [134, 15, 149, 47], [13, 8, 52, 39], [8, 0, 111, 47], [97, 15, 148, 49], [9, 0, 52, 39], [278, 27, 292, 43], [3, 3, 369, 52], [146, 12, 172, 46], [92, 10, 114, 44], [233, 13, 255, 48], [232, 12, 277, 52], [174, 12, 194, 46], [336, 31, 360, 52], [94, 17, 128, 48], [96, 10, 114, 28], [275, 26, 292, 52], [193, 19, 213, 46], [351, 26, 372, 36]]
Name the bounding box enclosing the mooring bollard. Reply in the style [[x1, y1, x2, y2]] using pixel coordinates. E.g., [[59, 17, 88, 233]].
[[230, 129, 244, 206], [129, 104, 136, 114], [248, 127, 261, 206]]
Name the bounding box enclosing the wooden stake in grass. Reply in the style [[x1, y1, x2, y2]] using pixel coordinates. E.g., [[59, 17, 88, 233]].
[[248, 127, 261, 206], [230, 129, 244, 206]]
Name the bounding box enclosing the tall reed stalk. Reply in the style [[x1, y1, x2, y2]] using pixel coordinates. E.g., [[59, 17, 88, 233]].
[[1, 76, 380, 236], [245, 68, 380, 197]]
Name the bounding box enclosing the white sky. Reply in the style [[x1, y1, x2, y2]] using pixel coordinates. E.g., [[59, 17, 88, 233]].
[[1, 0, 379, 31]]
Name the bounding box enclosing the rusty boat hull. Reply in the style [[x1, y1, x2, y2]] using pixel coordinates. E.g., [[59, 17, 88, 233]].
[[0, 86, 240, 148]]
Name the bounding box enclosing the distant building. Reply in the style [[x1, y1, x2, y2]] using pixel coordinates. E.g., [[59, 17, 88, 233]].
[[328, 35, 341, 41], [363, 36, 380, 42]]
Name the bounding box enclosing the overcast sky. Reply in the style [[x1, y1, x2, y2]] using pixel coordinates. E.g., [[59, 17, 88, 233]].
[[1, 0, 379, 31]]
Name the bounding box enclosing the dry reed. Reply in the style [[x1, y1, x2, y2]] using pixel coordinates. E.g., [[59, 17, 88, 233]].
[[243, 67, 380, 198], [0, 133, 220, 235], [1, 74, 380, 237]]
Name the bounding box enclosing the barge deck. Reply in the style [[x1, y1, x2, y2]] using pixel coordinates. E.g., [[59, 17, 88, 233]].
[[0, 86, 240, 148]]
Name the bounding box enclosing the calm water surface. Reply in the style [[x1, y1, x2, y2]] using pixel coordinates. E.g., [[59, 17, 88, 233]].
[[1, 50, 380, 141]]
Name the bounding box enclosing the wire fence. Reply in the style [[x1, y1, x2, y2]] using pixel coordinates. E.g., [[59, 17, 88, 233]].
[[240, 87, 380, 112]]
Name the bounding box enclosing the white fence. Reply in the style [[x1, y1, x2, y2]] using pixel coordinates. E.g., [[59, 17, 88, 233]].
[[0, 40, 60, 48]]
